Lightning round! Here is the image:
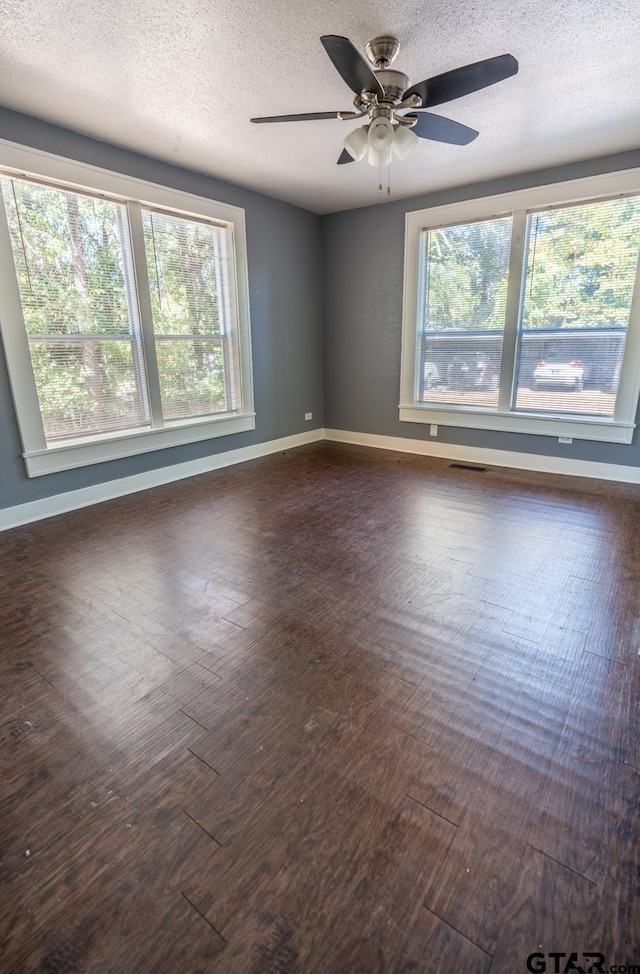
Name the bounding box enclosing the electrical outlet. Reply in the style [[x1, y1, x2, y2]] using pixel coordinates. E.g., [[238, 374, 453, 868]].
[[304, 412, 312, 421], [430, 424, 438, 436], [558, 436, 573, 444]]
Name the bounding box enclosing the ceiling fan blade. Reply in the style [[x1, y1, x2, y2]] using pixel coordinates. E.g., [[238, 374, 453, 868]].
[[404, 54, 518, 108], [337, 148, 355, 164], [407, 112, 479, 145], [320, 35, 384, 98], [251, 111, 345, 123]]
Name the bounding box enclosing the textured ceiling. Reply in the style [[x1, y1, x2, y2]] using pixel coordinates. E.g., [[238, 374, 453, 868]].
[[0, 0, 639, 213]]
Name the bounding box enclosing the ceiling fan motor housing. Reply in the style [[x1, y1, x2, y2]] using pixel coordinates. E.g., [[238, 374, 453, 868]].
[[373, 69, 409, 104]]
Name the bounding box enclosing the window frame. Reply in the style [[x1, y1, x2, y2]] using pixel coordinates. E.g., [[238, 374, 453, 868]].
[[0, 139, 255, 476], [400, 168, 640, 444]]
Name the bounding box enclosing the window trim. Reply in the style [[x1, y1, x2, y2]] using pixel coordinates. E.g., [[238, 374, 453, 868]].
[[400, 167, 640, 444], [0, 139, 255, 476]]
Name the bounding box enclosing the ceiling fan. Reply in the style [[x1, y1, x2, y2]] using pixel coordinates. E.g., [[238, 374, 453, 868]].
[[251, 35, 518, 168]]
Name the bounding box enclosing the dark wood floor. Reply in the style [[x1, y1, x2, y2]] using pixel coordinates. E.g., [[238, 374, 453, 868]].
[[1, 442, 639, 973]]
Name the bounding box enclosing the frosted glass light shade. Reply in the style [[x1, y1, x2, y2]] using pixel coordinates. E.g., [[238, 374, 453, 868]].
[[393, 125, 419, 160], [343, 126, 369, 161], [368, 118, 394, 152], [367, 146, 392, 168]]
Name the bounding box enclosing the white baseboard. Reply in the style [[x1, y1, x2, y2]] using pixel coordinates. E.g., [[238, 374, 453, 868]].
[[0, 428, 323, 532], [323, 428, 640, 485], [3, 425, 638, 532]]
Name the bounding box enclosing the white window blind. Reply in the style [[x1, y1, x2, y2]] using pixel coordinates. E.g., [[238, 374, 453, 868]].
[[1, 177, 149, 440], [142, 209, 238, 422], [417, 216, 512, 409], [513, 196, 640, 417]]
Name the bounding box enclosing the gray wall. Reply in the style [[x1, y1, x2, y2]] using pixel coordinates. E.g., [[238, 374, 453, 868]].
[[322, 149, 640, 468], [1, 112, 640, 516], [0, 108, 324, 510]]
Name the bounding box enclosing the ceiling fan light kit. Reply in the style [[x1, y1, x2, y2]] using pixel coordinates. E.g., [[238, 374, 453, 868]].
[[251, 32, 518, 181]]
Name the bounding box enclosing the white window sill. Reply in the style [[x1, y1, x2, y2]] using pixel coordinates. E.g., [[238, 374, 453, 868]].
[[399, 404, 635, 444], [24, 412, 256, 476]]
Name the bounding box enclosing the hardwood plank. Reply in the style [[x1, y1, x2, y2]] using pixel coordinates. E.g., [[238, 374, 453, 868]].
[[490, 845, 601, 972], [422, 805, 527, 953], [397, 907, 491, 974], [421, 676, 573, 953], [530, 755, 639, 884]]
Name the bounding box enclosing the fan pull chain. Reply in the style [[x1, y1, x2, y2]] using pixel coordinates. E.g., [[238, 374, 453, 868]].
[[376, 157, 392, 197]]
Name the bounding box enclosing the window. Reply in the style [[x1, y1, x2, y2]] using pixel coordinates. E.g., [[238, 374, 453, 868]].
[[417, 216, 512, 410], [2, 180, 149, 442], [0, 141, 254, 476], [513, 198, 638, 418], [400, 170, 640, 444], [141, 208, 238, 422]]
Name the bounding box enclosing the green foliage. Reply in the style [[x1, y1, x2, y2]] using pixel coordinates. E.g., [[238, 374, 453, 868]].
[[521, 197, 640, 329], [423, 195, 640, 334], [29, 342, 94, 434], [155, 340, 226, 420], [143, 210, 222, 337], [1, 178, 144, 439], [29, 340, 143, 437], [424, 217, 512, 331], [1, 179, 130, 336], [143, 210, 227, 416]]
